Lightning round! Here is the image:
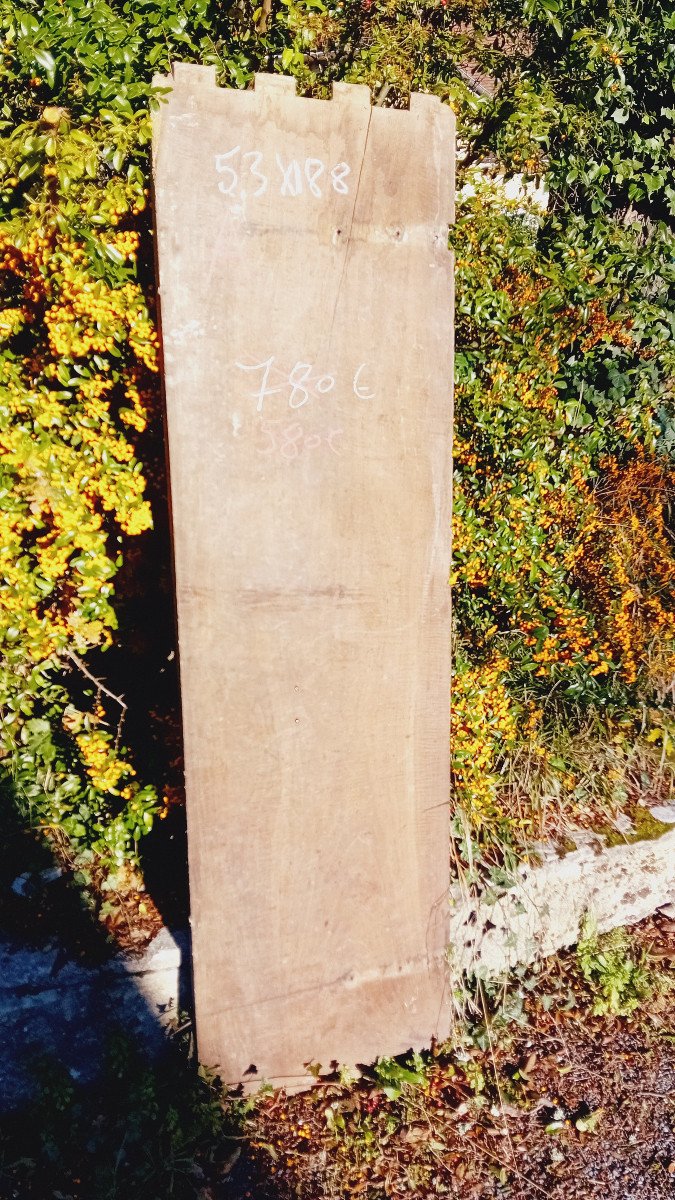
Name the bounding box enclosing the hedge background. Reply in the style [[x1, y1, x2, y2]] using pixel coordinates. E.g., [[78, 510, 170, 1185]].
[[0, 0, 673, 903]]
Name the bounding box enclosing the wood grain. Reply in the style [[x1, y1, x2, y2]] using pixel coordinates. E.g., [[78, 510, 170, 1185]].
[[152, 66, 455, 1089]]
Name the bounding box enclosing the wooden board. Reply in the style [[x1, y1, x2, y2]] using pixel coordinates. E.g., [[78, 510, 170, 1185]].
[[152, 65, 455, 1089]]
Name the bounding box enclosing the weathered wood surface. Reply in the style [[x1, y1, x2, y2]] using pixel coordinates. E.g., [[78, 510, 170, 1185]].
[[152, 65, 455, 1088]]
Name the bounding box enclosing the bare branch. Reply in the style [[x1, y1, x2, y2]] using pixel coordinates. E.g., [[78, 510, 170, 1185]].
[[64, 649, 127, 712]]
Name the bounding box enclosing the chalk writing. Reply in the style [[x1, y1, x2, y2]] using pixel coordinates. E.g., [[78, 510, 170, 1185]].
[[352, 363, 376, 401], [234, 357, 376, 414], [215, 151, 351, 201], [256, 419, 343, 459]]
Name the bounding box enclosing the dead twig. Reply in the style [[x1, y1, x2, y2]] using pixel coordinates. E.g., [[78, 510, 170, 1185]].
[[255, 0, 273, 33], [64, 649, 128, 712]]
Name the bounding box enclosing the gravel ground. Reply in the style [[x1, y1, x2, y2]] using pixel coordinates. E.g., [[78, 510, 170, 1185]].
[[222, 914, 675, 1200]]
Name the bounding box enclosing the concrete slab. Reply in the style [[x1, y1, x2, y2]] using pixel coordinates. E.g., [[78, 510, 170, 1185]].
[[3, 824, 675, 1110], [0, 926, 190, 1111], [449, 826, 675, 979]]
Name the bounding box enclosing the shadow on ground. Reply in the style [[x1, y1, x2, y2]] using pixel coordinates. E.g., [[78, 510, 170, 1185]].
[[0, 413, 293, 1196], [0, 789, 289, 1199]]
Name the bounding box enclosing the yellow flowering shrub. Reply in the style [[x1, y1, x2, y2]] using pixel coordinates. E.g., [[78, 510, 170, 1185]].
[[1, 0, 673, 885], [451, 178, 675, 855], [0, 120, 160, 868], [451, 655, 520, 829]]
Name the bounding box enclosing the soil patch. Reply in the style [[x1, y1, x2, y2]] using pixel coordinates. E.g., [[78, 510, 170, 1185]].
[[223, 913, 675, 1200]]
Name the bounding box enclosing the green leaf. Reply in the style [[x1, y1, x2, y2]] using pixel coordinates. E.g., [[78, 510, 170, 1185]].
[[575, 1108, 604, 1133], [25, 718, 51, 737], [33, 47, 56, 86]]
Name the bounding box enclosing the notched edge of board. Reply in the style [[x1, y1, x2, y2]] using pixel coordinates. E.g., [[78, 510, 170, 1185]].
[[170, 62, 217, 88], [253, 72, 297, 95], [154, 64, 457, 127], [331, 80, 371, 107]]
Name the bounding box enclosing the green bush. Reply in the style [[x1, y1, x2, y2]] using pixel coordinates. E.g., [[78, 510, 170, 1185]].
[[1, 0, 673, 883], [577, 919, 655, 1016]]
